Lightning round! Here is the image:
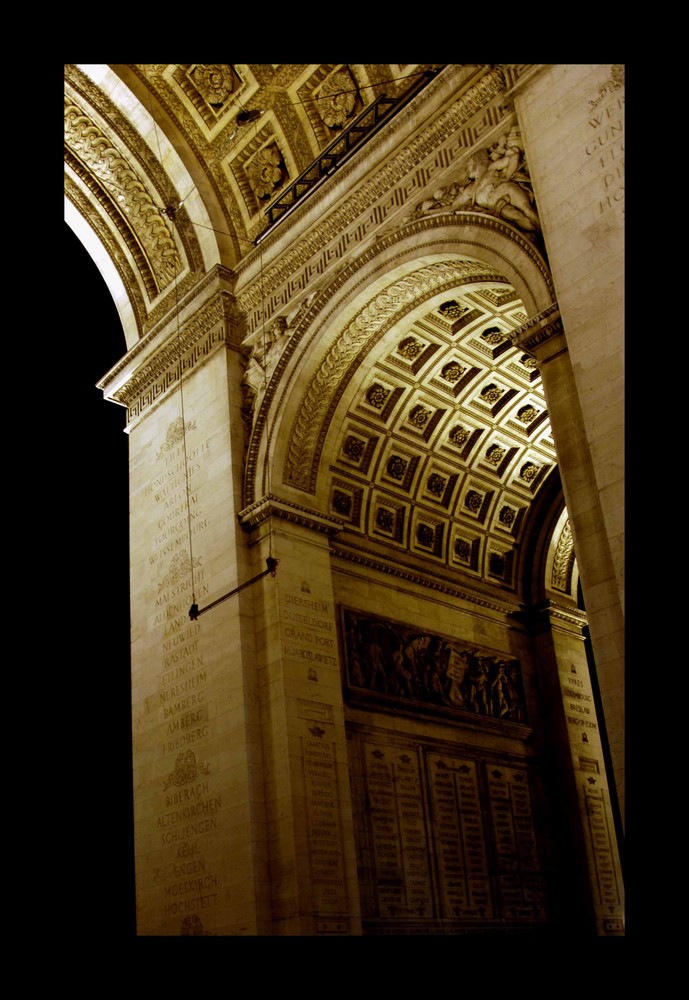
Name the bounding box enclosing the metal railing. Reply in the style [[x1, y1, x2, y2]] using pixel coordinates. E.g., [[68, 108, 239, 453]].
[[261, 68, 440, 234]]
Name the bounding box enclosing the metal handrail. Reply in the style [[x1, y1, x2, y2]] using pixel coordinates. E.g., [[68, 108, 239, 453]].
[[260, 68, 440, 235]]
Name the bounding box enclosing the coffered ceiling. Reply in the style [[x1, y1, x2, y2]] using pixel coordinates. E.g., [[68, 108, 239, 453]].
[[321, 280, 559, 596]]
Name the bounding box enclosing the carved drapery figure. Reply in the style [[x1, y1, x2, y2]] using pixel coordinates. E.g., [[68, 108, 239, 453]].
[[406, 129, 541, 235], [241, 316, 291, 419]]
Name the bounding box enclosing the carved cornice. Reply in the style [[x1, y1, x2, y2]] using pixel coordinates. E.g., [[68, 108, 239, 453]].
[[509, 303, 564, 361], [108, 290, 236, 421], [510, 599, 586, 632], [331, 539, 524, 617], [99, 264, 237, 391], [238, 494, 344, 535], [546, 602, 588, 631], [235, 66, 508, 313]]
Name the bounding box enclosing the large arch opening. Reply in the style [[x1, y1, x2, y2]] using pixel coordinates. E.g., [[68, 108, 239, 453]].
[[63, 63, 624, 937]]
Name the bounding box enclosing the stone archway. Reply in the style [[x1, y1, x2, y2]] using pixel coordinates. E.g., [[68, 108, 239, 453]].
[[64, 63, 624, 936]]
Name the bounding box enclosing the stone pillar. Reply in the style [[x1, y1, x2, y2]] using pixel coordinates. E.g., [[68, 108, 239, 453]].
[[527, 604, 624, 935], [239, 497, 362, 935], [512, 310, 624, 832], [113, 277, 272, 935], [513, 65, 625, 826]]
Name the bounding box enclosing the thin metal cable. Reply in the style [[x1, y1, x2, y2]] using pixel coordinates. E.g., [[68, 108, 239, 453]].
[[258, 239, 274, 561], [171, 258, 197, 606], [145, 87, 197, 607]]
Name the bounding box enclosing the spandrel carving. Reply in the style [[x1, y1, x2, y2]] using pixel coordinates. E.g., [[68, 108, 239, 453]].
[[241, 316, 292, 424], [406, 128, 541, 237]]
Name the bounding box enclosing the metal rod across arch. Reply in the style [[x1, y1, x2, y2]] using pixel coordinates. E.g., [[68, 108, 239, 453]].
[[189, 557, 278, 620]]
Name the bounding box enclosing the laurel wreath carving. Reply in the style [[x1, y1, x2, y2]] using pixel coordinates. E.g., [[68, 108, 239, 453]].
[[551, 519, 575, 593]]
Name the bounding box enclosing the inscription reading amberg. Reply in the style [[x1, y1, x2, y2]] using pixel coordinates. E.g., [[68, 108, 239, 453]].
[[341, 607, 526, 723]]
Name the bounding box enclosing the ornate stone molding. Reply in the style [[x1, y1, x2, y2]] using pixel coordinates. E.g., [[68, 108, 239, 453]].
[[509, 303, 564, 361], [331, 539, 524, 616], [242, 211, 553, 504], [99, 265, 237, 392], [108, 290, 236, 421], [64, 94, 181, 292], [546, 600, 588, 631], [236, 66, 509, 314], [238, 494, 344, 535], [509, 599, 586, 633], [65, 173, 147, 336]]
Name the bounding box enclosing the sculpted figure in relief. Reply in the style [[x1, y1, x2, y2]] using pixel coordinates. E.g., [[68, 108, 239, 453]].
[[241, 316, 291, 415], [408, 129, 541, 235]]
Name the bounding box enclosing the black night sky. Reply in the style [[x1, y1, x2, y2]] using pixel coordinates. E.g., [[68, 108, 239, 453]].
[[60, 223, 136, 938]]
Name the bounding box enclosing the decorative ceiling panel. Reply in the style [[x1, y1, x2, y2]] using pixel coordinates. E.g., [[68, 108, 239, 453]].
[[327, 279, 557, 593]]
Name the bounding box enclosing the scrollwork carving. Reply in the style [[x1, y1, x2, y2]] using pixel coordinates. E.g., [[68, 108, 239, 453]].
[[64, 97, 181, 288]]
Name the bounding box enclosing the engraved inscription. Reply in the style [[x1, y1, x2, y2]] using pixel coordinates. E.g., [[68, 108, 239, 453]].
[[584, 786, 622, 908], [585, 78, 624, 217], [141, 420, 220, 926], [365, 746, 433, 918], [428, 755, 493, 919], [281, 591, 337, 666], [303, 736, 348, 916], [485, 765, 546, 921], [353, 732, 551, 931]]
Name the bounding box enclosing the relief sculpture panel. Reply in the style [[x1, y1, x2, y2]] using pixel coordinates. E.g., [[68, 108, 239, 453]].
[[340, 607, 527, 725]]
